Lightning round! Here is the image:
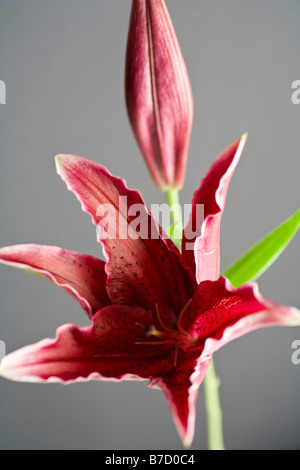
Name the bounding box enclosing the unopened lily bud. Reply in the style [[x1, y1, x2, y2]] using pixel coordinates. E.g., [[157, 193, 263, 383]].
[[125, 0, 193, 190]]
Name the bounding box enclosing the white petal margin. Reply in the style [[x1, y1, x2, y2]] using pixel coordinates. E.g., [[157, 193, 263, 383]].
[[0, 326, 148, 385], [0, 258, 93, 318], [200, 280, 300, 361], [0, 340, 148, 385], [0, 244, 109, 319], [148, 357, 211, 448], [194, 133, 248, 284], [184, 357, 211, 448]]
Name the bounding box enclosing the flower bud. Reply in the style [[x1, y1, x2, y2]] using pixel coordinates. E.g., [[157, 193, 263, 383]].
[[125, 0, 193, 190]]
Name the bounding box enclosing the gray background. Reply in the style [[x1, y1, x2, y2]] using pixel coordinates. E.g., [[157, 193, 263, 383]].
[[0, 0, 299, 450]]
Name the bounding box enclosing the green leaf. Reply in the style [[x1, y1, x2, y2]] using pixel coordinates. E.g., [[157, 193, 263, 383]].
[[223, 209, 300, 288]]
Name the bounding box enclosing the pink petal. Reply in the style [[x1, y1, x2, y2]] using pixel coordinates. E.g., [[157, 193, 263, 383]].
[[0, 305, 174, 383], [182, 134, 247, 283], [56, 154, 196, 328], [0, 244, 109, 319], [149, 356, 211, 448], [125, 0, 193, 189], [181, 277, 300, 348]]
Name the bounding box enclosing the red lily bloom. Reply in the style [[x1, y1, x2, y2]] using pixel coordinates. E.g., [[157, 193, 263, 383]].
[[0, 135, 299, 447], [125, 0, 193, 190]]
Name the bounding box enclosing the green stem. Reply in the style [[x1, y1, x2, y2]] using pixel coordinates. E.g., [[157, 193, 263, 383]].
[[203, 357, 225, 450], [165, 188, 183, 249], [165, 187, 225, 451]]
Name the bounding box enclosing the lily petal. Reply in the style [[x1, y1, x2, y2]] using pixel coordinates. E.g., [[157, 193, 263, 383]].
[[0, 305, 174, 383], [126, 0, 193, 189], [182, 134, 247, 283], [0, 244, 109, 319], [56, 154, 196, 326], [181, 276, 300, 346], [149, 357, 211, 448]]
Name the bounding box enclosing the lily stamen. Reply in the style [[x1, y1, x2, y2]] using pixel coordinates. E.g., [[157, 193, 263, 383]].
[[177, 298, 193, 333], [135, 299, 194, 366], [155, 304, 174, 333]]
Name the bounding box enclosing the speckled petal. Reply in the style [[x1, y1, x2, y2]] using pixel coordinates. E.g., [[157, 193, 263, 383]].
[[56, 154, 196, 327], [181, 276, 300, 346], [0, 305, 174, 383], [149, 356, 211, 448], [0, 244, 109, 319]]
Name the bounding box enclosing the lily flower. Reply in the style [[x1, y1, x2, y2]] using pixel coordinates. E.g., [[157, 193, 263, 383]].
[[0, 135, 299, 447], [125, 0, 193, 190]]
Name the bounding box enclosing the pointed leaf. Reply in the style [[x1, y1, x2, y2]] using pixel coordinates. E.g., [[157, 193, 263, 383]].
[[223, 209, 300, 288]]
